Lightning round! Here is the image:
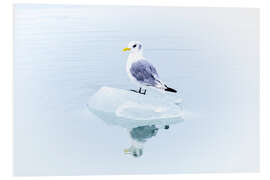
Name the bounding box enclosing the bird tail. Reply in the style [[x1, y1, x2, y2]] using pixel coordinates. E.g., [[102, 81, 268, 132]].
[[155, 80, 177, 93], [164, 84, 177, 93]]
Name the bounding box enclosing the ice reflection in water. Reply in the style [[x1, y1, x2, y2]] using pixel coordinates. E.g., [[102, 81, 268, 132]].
[[125, 125, 170, 157], [87, 86, 184, 157]]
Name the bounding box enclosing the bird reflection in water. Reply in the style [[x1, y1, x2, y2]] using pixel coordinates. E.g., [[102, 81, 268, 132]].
[[124, 124, 170, 157]]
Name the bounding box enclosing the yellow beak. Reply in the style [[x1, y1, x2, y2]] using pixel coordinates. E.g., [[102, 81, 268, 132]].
[[123, 47, 131, 51]]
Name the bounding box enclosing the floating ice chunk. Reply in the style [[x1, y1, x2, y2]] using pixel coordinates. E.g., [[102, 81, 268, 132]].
[[116, 101, 182, 120], [87, 86, 183, 128]]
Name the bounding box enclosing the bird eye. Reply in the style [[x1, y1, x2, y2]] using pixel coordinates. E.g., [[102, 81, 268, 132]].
[[133, 44, 137, 48]]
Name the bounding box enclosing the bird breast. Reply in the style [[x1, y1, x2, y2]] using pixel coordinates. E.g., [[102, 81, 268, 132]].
[[126, 53, 143, 84]]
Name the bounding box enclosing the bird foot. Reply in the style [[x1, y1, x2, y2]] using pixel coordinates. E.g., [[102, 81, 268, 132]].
[[130, 88, 147, 95], [130, 89, 139, 93], [164, 125, 169, 129]]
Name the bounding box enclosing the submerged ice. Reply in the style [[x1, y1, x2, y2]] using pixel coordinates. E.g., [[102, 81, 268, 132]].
[[87, 86, 184, 157], [87, 86, 183, 128]]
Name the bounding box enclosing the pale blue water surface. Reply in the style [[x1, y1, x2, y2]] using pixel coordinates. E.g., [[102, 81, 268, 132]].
[[14, 4, 259, 175]]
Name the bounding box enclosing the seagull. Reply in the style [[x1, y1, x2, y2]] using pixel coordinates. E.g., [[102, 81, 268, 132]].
[[123, 41, 177, 95]]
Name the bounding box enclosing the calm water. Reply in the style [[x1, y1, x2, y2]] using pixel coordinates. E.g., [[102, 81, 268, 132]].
[[14, 5, 259, 175]]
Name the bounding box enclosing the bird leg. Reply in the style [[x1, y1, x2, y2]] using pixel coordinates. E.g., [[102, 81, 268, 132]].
[[130, 87, 146, 95], [138, 88, 147, 95], [141, 89, 146, 95]]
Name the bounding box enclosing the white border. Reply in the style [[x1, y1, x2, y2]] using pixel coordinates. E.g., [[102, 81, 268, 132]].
[[10, 0, 265, 7], [1, 0, 269, 180]]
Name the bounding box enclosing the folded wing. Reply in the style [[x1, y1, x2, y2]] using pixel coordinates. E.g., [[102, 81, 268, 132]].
[[130, 60, 160, 86]]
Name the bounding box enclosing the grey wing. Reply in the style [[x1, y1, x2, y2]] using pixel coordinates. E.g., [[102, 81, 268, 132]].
[[130, 60, 159, 86]]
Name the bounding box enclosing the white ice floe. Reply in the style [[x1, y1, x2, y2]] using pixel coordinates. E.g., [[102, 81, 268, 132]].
[[87, 86, 184, 128]]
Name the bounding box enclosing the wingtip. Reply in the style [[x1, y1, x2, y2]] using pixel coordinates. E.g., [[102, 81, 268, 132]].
[[165, 87, 177, 93]]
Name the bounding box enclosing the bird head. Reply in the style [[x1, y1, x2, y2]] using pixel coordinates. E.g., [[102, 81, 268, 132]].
[[124, 145, 143, 158], [123, 41, 143, 53]]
